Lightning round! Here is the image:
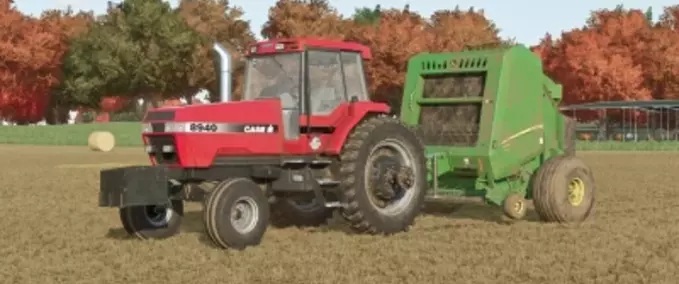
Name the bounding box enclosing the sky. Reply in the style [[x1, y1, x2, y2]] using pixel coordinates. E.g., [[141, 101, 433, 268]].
[[12, 0, 679, 45]]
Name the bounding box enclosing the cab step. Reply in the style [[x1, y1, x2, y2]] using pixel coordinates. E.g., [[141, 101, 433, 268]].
[[316, 178, 340, 186]]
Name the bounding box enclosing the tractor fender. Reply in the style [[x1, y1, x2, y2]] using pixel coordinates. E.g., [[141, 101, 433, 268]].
[[324, 102, 391, 155]]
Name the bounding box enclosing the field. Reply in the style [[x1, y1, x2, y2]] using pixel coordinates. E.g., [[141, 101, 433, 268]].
[[1, 145, 679, 284]]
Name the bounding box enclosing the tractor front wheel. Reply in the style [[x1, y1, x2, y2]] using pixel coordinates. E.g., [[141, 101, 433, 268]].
[[119, 200, 184, 240], [532, 155, 595, 223], [203, 178, 270, 250], [338, 115, 427, 234], [270, 197, 333, 228]]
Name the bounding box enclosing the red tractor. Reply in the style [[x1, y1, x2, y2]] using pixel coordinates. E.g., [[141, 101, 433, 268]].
[[99, 38, 428, 250]]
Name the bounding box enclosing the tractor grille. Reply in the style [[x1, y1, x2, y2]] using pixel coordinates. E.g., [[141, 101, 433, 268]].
[[417, 104, 481, 146], [151, 123, 165, 132], [422, 72, 486, 98], [147, 135, 178, 164]]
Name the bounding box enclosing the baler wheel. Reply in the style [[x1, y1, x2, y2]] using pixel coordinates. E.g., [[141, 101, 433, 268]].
[[119, 200, 184, 240], [270, 198, 333, 228], [502, 193, 527, 220], [338, 115, 427, 234], [203, 178, 270, 250], [532, 155, 595, 223]]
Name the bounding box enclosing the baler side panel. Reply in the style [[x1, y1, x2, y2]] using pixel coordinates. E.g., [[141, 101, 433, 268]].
[[542, 77, 566, 157], [400, 51, 504, 190], [488, 47, 547, 180]]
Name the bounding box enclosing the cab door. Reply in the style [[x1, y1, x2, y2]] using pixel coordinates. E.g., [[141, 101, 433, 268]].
[[298, 49, 349, 153]]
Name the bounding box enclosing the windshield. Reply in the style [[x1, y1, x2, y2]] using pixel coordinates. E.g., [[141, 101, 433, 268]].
[[243, 53, 302, 109]]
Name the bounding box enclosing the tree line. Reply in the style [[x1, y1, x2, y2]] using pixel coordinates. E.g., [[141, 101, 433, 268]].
[[1, 0, 677, 124]]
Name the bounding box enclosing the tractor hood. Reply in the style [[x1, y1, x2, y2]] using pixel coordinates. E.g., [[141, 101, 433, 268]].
[[142, 99, 285, 167], [143, 99, 283, 134]]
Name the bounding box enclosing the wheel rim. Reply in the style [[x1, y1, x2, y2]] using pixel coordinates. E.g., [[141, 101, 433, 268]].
[[143, 205, 173, 227], [364, 138, 418, 216], [568, 177, 586, 206], [230, 196, 260, 234], [513, 199, 524, 214]]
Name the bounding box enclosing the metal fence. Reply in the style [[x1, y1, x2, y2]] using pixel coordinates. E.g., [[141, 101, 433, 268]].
[[562, 100, 679, 151]]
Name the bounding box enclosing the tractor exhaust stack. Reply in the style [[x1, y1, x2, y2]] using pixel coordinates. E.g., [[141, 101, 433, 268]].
[[212, 42, 232, 102]]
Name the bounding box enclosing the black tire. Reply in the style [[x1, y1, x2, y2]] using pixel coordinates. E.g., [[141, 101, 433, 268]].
[[502, 193, 527, 220], [119, 200, 184, 240], [532, 155, 595, 223], [564, 116, 576, 156], [338, 115, 427, 234], [203, 178, 270, 250], [270, 198, 333, 228]]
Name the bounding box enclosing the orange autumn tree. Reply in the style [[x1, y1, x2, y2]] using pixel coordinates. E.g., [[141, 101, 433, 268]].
[[0, 0, 64, 124], [261, 0, 350, 39], [178, 0, 255, 102], [645, 6, 679, 100], [535, 8, 652, 122], [346, 8, 431, 113], [426, 7, 502, 52]]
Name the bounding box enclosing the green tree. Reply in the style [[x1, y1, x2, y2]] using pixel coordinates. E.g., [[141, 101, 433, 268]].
[[645, 6, 653, 25], [352, 5, 381, 25], [57, 0, 202, 109]]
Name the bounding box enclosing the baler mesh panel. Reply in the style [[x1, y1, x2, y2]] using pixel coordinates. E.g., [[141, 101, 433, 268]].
[[422, 72, 486, 98], [417, 104, 481, 146]]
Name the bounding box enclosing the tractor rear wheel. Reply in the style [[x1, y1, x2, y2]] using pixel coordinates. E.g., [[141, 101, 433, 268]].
[[532, 155, 595, 223], [338, 115, 427, 234], [270, 197, 333, 228], [203, 178, 270, 250], [119, 200, 184, 240]]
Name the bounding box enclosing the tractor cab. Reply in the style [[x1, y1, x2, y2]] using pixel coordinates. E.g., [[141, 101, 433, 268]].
[[239, 39, 372, 140], [142, 39, 383, 167]]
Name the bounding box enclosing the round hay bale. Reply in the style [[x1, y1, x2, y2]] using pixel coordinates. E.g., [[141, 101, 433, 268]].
[[88, 131, 116, 152]]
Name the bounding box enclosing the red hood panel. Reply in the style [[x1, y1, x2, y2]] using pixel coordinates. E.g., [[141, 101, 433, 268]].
[[145, 99, 285, 167], [172, 100, 282, 123]]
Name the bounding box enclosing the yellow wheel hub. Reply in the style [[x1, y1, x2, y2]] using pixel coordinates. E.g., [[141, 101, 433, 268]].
[[513, 200, 524, 213], [568, 177, 586, 206]]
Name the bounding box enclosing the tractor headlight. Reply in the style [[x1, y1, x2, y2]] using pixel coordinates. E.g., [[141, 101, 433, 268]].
[[165, 122, 187, 132], [144, 145, 154, 153], [161, 145, 175, 153], [142, 123, 152, 133]]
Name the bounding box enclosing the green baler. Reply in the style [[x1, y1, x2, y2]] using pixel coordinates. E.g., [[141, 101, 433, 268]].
[[400, 44, 595, 222]]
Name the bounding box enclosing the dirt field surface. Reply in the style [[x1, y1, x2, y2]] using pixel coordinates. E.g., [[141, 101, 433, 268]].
[[1, 145, 679, 284]]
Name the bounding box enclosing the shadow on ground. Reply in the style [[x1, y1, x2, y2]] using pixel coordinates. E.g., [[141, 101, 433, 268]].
[[105, 198, 542, 243]]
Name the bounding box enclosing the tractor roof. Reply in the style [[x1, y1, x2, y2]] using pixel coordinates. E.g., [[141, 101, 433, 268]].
[[246, 38, 372, 60]]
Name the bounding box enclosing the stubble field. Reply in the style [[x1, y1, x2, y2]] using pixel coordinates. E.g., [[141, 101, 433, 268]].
[[1, 145, 679, 284]]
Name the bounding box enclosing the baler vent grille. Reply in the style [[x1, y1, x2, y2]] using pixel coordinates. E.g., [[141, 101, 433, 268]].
[[416, 104, 481, 147], [422, 72, 486, 98], [421, 58, 488, 71]]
